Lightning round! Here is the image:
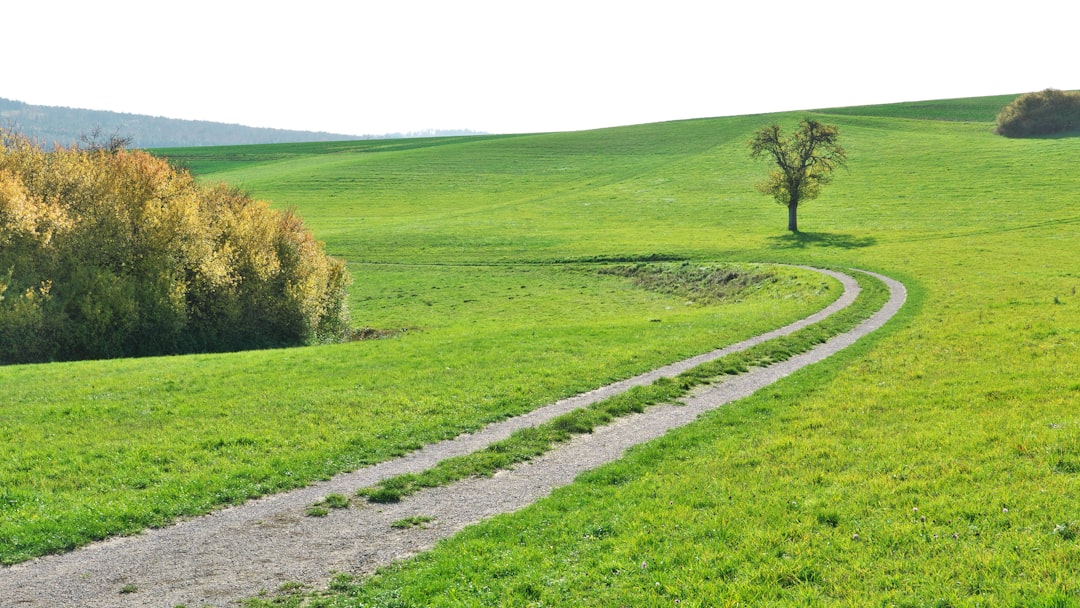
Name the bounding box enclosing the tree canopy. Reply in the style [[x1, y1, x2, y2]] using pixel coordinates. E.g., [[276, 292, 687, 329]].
[[0, 132, 351, 364], [748, 118, 847, 232]]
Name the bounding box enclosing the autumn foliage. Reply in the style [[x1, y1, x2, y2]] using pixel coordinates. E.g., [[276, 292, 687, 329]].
[[0, 132, 351, 364]]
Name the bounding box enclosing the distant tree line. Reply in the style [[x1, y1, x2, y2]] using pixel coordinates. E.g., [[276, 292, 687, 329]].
[[996, 89, 1080, 138], [0, 97, 484, 149], [0, 132, 351, 364]]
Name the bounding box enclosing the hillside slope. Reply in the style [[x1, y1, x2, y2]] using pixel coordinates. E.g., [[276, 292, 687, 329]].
[[180, 96, 1080, 605], [4, 94, 1079, 604]]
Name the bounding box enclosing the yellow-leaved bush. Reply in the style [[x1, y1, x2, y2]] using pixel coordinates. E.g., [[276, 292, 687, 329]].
[[0, 132, 351, 364]]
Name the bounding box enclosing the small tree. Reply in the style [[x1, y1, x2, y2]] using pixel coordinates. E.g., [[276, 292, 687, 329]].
[[748, 118, 847, 232], [79, 126, 134, 153]]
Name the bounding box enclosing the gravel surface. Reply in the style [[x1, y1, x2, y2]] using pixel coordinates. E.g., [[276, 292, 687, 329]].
[[0, 268, 905, 608]]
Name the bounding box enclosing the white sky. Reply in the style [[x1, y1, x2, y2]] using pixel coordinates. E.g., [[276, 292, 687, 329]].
[[6, 1, 1076, 136]]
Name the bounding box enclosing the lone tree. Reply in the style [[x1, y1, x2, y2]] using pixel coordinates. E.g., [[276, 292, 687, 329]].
[[748, 118, 847, 232]]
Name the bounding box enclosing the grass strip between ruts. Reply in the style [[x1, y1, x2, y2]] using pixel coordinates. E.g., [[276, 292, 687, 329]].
[[349, 268, 890, 506]]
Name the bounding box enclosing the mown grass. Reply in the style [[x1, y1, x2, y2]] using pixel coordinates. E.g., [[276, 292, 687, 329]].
[[816, 93, 1020, 122], [355, 271, 888, 505], [0, 261, 833, 564], [158, 98, 1079, 607], [5, 94, 1080, 606]]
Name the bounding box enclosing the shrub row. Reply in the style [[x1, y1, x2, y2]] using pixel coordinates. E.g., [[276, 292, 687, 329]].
[[0, 132, 351, 364], [995, 89, 1080, 137]]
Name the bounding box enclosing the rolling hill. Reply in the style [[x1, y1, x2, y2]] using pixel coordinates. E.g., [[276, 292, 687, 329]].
[[4, 92, 1080, 605]]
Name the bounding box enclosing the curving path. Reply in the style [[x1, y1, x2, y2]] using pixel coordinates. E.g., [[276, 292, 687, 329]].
[[0, 267, 905, 608]]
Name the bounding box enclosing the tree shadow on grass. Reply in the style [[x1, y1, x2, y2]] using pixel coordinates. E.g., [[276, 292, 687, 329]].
[[1016, 130, 1080, 140], [766, 231, 877, 250]]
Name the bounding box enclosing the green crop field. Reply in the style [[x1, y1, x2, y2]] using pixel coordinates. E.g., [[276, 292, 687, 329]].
[[3, 93, 1079, 605]]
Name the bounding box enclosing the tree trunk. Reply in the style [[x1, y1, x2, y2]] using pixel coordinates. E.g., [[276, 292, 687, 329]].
[[788, 203, 799, 232]]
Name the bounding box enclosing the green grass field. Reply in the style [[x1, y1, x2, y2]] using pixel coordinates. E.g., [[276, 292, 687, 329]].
[[0, 262, 835, 564], [4, 93, 1080, 605], [0, 121, 846, 566]]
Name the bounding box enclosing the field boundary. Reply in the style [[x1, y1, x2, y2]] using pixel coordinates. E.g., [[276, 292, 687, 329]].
[[0, 267, 906, 608]]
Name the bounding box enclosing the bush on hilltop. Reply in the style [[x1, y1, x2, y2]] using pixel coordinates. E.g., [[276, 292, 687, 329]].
[[995, 89, 1080, 137], [0, 132, 351, 364]]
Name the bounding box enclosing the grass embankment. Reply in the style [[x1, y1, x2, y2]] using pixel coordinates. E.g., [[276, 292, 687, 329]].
[[174, 96, 1077, 606]]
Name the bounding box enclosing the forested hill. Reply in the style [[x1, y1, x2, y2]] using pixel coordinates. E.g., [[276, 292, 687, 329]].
[[0, 97, 481, 149]]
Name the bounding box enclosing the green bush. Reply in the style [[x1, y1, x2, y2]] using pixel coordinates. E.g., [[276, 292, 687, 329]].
[[995, 89, 1080, 137], [0, 132, 351, 364]]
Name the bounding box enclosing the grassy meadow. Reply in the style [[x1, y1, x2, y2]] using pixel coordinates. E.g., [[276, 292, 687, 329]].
[[3, 93, 1079, 605], [0, 261, 834, 564], [0, 123, 845, 565]]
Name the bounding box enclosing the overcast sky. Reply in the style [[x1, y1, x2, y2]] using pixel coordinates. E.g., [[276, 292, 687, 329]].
[[6, 1, 1076, 136]]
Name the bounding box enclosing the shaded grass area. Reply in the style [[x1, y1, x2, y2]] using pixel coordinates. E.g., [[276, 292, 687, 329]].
[[355, 271, 887, 505], [598, 262, 785, 305]]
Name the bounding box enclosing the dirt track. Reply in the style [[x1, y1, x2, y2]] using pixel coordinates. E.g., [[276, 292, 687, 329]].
[[0, 267, 905, 608]]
